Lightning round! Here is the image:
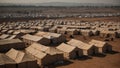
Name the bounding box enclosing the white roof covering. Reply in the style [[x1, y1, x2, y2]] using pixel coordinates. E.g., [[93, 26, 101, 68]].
[[89, 39, 106, 47], [6, 48, 35, 63], [26, 45, 48, 59], [56, 43, 76, 53], [30, 43, 49, 52], [22, 34, 43, 42], [67, 39, 93, 50]]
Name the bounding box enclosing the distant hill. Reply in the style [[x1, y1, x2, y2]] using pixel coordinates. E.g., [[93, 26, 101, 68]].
[[0, 2, 120, 7]]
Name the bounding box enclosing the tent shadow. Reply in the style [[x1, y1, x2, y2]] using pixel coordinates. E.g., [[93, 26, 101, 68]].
[[92, 53, 106, 57], [47, 60, 73, 68], [106, 50, 120, 54], [77, 55, 92, 61]]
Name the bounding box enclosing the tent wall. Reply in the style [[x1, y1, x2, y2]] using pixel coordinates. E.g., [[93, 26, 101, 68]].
[[0, 65, 5, 68], [103, 44, 112, 53], [5, 64, 16, 68], [0, 42, 25, 53], [17, 62, 26, 68], [69, 51, 78, 59], [26, 61, 38, 68]]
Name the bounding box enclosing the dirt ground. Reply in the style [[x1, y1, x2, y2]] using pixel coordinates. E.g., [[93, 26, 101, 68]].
[[64, 16, 120, 22], [49, 35, 120, 68]]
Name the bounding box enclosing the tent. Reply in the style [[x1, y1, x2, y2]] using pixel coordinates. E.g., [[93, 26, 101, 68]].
[[67, 39, 98, 56], [0, 39, 25, 53], [89, 39, 112, 53], [56, 43, 79, 59], [22, 34, 50, 46], [44, 47, 64, 63], [26, 46, 53, 66], [6, 49, 38, 68], [0, 53, 16, 68], [26, 43, 64, 66], [35, 31, 66, 44]]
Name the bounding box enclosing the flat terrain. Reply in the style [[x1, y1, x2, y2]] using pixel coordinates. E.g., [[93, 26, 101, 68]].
[[64, 16, 120, 22], [49, 35, 120, 68], [0, 6, 120, 68]]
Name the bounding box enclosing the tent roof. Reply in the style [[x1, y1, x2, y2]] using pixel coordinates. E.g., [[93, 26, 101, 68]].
[[13, 31, 21, 35], [45, 47, 63, 55], [6, 35, 16, 40], [35, 31, 61, 39], [22, 34, 43, 42], [34, 51, 47, 59], [56, 43, 76, 53], [28, 43, 62, 55], [6, 48, 35, 63], [89, 39, 106, 47], [30, 43, 49, 52], [67, 39, 93, 50], [0, 53, 16, 65], [0, 34, 9, 39], [0, 39, 22, 45], [0, 54, 6, 65], [26, 46, 47, 59]]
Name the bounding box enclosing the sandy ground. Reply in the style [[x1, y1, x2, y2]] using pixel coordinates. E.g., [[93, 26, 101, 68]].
[[64, 16, 120, 22], [49, 35, 120, 68]]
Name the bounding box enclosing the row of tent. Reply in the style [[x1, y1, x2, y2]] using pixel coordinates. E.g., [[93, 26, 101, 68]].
[[0, 29, 37, 40], [0, 38, 113, 67], [0, 19, 120, 30], [0, 19, 120, 39], [24, 39, 112, 65], [56, 39, 112, 59], [49, 24, 120, 38], [1, 10, 119, 18]]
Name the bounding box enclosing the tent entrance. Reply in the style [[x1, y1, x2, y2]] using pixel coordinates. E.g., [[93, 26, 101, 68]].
[[75, 51, 79, 58]]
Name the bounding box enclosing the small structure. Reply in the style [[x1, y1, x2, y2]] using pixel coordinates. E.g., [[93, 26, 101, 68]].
[[67, 39, 98, 56], [13, 31, 25, 39], [0, 39, 25, 53], [35, 31, 66, 44], [22, 34, 50, 46], [6, 49, 38, 68], [66, 29, 79, 35], [28, 43, 49, 52], [26, 45, 60, 66], [57, 29, 66, 34], [7, 30, 14, 35], [49, 26, 57, 33], [47, 32, 66, 44], [81, 30, 94, 37], [100, 30, 115, 38], [89, 39, 112, 53], [43, 47, 64, 63], [56, 43, 79, 59], [0, 34, 10, 40], [5, 35, 17, 40], [0, 53, 16, 68], [57, 26, 67, 34], [26, 43, 64, 65]]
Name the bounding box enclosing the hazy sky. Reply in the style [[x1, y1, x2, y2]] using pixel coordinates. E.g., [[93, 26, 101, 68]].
[[0, 0, 120, 4]]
